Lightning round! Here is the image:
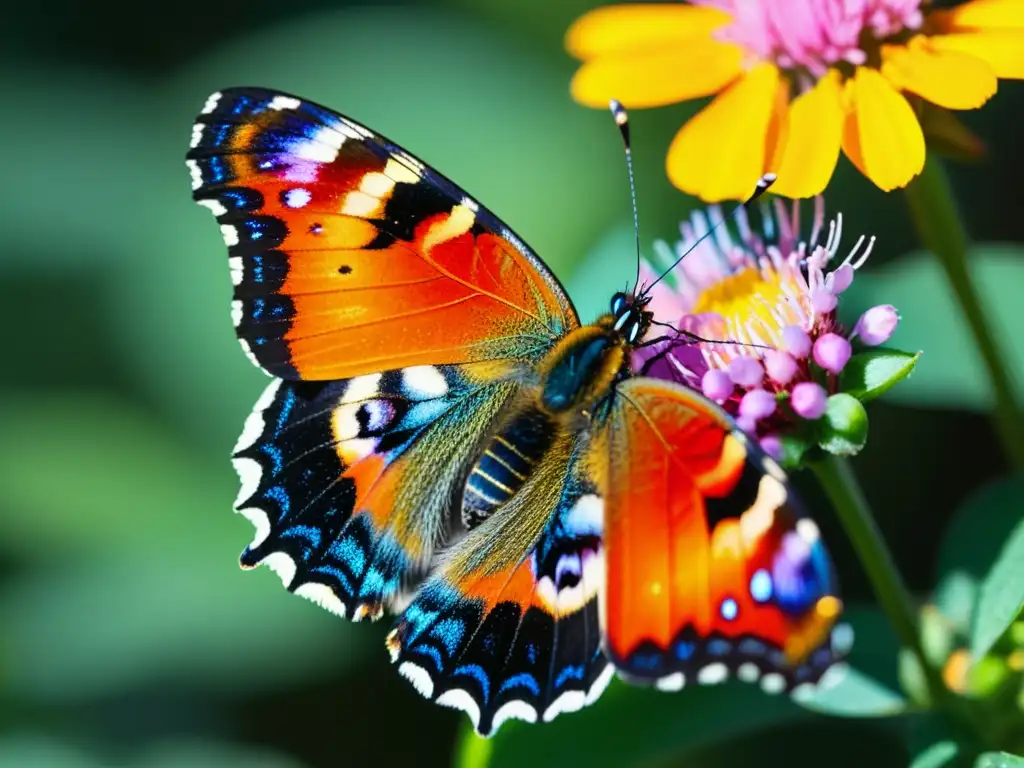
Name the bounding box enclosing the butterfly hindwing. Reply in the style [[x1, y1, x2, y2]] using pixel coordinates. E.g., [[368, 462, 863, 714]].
[[233, 361, 519, 619], [602, 378, 849, 693], [387, 428, 612, 736], [187, 87, 578, 381]]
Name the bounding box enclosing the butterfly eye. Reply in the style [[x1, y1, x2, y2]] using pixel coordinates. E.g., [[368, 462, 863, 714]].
[[610, 292, 626, 315]]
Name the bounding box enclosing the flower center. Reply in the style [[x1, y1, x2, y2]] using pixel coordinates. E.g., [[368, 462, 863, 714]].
[[698, 0, 924, 79], [690, 265, 797, 341]]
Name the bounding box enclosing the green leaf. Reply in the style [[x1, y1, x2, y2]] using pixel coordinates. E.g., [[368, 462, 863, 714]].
[[932, 476, 1024, 659], [933, 571, 979, 638], [898, 647, 932, 708], [972, 513, 1024, 659], [792, 665, 908, 717], [976, 753, 1024, 768], [818, 394, 869, 456], [840, 245, 1024, 410], [912, 741, 963, 768], [840, 348, 922, 402], [937, 476, 1024, 582]]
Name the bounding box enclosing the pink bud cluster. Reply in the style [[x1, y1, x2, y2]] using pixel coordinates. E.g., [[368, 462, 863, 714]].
[[635, 197, 900, 460]]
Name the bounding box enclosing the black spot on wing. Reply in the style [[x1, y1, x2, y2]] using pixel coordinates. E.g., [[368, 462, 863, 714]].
[[703, 448, 770, 531], [379, 175, 456, 242]]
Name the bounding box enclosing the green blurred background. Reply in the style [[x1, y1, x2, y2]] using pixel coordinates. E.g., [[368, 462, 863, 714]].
[[2, 0, 1024, 766]]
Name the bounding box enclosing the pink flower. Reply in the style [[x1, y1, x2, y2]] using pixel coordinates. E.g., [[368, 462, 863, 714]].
[[693, 0, 924, 79], [635, 196, 902, 453]]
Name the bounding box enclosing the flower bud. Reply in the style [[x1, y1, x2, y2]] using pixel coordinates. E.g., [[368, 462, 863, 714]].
[[854, 304, 900, 346], [792, 381, 828, 419], [814, 333, 852, 374]]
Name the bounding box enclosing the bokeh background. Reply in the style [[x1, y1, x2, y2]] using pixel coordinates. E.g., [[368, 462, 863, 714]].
[[2, 0, 1024, 766]]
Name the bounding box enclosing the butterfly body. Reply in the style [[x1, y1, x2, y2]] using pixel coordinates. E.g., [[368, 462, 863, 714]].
[[187, 87, 850, 736]]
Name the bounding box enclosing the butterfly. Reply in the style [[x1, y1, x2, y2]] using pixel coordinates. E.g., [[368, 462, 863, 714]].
[[186, 87, 850, 736]]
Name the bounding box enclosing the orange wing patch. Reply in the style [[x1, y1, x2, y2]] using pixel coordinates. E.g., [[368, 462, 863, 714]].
[[602, 378, 848, 691], [188, 88, 577, 381]]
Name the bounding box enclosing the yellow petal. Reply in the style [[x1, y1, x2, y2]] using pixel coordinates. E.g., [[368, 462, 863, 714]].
[[666, 63, 783, 203], [928, 31, 1024, 78], [570, 41, 743, 109], [566, 5, 733, 60], [841, 67, 925, 192], [770, 71, 844, 199], [881, 37, 997, 109], [929, 0, 1024, 31]]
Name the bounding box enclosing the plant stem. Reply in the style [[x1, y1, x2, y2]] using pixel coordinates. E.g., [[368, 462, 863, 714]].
[[455, 720, 493, 768], [810, 455, 945, 703], [903, 155, 1024, 471]]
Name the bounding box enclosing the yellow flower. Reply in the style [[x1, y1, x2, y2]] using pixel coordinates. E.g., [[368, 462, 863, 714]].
[[566, 0, 1024, 201]]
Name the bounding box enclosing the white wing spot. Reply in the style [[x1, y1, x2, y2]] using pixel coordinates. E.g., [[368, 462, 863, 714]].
[[491, 700, 538, 732], [655, 672, 685, 692], [436, 689, 480, 731], [292, 131, 341, 163], [565, 494, 603, 535], [201, 92, 221, 114], [220, 224, 239, 246], [190, 123, 205, 149], [228, 256, 244, 286], [697, 662, 729, 685], [294, 582, 347, 617], [737, 662, 761, 683], [284, 188, 312, 208], [542, 690, 585, 722], [341, 373, 383, 404], [760, 672, 786, 694], [186, 159, 203, 190], [268, 95, 301, 111], [585, 665, 615, 705], [236, 502, 270, 550], [197, 198, 228, 218], [260, 551, 297, 588], [398, 661, 435, 698], [797, 518, 821, 543], [230, 299, 243, 328], [402, 366, 448, 399]]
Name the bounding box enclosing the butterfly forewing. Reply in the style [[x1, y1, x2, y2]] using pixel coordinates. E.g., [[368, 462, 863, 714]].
[[187, 87, 578, 381]]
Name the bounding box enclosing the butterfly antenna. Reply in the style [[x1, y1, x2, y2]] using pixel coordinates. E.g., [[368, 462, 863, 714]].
[[642, 173, 777, 296], [609, 99, 643, 295]]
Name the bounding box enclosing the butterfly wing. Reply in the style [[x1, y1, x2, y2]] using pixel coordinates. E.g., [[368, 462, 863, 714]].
[[387, 428, 612, 736], [602, 378, 849, 693], [233, 361, 520, 619], [187, 87, 578, 381]]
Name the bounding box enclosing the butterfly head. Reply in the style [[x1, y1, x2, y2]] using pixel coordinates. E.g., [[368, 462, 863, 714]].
[[609, 291, 652, 346]]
